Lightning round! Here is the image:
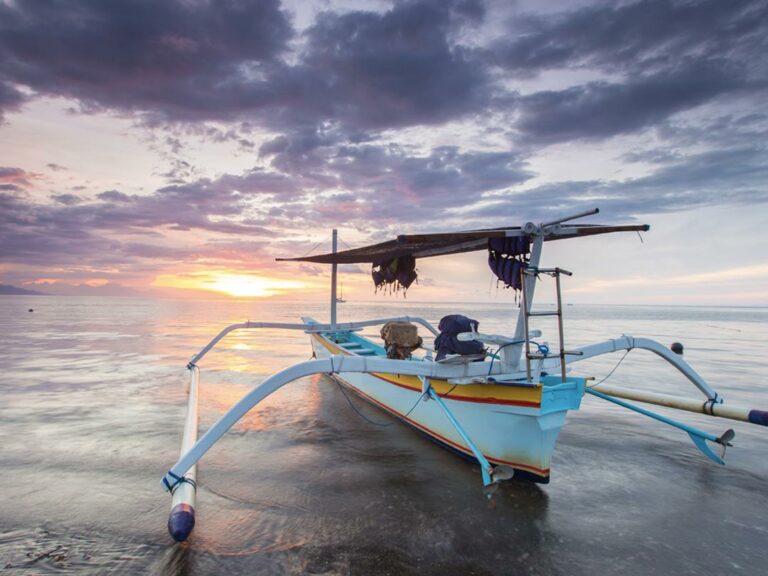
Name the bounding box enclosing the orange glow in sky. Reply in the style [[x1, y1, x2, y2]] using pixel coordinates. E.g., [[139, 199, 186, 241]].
[[153, 272, 311, 298]]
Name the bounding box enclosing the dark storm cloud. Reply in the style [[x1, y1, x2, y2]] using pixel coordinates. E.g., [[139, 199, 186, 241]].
[[493, 0, 767, 77], [0, 0, 489, 131], [0, 79, 26, 120], [0, 0, 293, 119], [462, 144, 768, 225], [1, 0, 766, 281], [51, 193, 83, 205], [515, 58, 746, 143], [494, 0, 768, 143], [2, 0, 761, 144], [0, 167, 294, 267], [0, 143, 323, 272], [294, 0, 489, 129], [258, 141, 533, 225]]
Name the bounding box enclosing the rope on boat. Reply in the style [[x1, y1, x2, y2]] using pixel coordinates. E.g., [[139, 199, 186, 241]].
[[334, 379, 425, 427], [486, 339, 548, 376], [587, 348, 632, 388], [162, 470, 197, 494]]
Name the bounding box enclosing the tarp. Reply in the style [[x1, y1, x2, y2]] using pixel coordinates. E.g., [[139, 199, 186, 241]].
[[276, 223, 649, 265]]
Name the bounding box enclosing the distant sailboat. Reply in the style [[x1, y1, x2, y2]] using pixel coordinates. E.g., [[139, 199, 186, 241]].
[[336, 280, 346, 303]]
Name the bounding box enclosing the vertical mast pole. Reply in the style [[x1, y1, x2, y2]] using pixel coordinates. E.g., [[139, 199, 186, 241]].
[[507, 232, 543, 370], [330, 229, 338, 330]]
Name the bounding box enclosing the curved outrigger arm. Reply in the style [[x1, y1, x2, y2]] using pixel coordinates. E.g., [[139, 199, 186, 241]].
[[161, 355, 503, 494], [186, 316, 440, 368], [567, 335, 721, 402], [565, 336, 768, 464]]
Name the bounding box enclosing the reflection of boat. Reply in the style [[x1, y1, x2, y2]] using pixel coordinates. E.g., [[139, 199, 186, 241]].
[[162, 208, 768, 542]]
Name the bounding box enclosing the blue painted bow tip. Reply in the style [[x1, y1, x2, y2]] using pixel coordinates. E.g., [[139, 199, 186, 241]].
[[168, 503, 195, 542]]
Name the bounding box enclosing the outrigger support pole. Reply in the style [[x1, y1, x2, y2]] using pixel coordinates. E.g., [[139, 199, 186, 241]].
[[161, 355, 509, 496], [422, 378, 514, 494], [166, 365, 199, 542], [586, 388, 734, 465]]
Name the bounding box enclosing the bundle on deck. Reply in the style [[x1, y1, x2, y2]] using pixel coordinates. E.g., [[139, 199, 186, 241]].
[[381, 321, 422, 359], [434, 315, 486, 361]]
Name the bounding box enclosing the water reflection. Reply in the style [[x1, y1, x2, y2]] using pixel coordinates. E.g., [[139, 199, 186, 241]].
[[156, 544, 194, 576], [0, 297, 766, 575]]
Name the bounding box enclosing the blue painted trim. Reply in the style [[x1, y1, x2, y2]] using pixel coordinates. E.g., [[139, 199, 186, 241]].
[[540, 375, 585, 415]]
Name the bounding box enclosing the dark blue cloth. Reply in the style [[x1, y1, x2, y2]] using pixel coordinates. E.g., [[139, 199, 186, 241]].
[[434, 314, 485, 361]]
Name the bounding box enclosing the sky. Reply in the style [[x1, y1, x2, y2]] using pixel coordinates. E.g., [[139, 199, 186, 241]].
[[0, 0, 767, 304]]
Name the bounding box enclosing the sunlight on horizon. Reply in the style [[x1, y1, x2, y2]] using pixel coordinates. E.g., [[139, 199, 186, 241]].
[[153, 272, 311, 298]]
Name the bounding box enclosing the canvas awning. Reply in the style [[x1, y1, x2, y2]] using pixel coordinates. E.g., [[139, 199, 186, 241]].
[[277, 223, 649, 265]]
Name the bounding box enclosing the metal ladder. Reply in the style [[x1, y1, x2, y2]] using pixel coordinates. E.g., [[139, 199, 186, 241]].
[[521, 267, 581, 383]]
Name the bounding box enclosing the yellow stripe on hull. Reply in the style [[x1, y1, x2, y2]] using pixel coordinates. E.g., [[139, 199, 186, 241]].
[[313, 334, 542, 408]]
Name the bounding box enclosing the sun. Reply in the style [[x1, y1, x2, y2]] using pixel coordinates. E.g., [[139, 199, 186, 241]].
[[152, 272, 309, 298], [206, 274, 306, 297]]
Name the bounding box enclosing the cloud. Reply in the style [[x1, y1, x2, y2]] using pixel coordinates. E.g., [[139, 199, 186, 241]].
[[0, 79, 26, 120], [492, 0, 767, 78], [51, 193, 83, 205], [0, 166, 35, 188], [0, 0, 293, 120], [491, 0, 767, 144], [2, 0, 761, 150], [0, 0, 493, 138], [515, 59, 747, 143], [0, 0, 766, 294], [461, 144, 768, 224], [0, 168, 293, 270], [260, 141, 532, 225], [293, 0, 490, 130]]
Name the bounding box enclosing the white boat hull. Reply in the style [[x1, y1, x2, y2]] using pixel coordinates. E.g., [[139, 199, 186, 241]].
[[311, 331, 585, 482]]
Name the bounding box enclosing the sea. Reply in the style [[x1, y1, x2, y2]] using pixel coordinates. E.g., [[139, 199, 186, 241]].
[[1, 296, 766, 575]]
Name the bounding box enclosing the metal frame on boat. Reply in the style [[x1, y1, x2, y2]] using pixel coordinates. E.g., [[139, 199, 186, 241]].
[[161, 208, 767, 542]]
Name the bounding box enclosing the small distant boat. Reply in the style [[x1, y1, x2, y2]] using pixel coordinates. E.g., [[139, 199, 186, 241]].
[[161, 208, 767, 542]]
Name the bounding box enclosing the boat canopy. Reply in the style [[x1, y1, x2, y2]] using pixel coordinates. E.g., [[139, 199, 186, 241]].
[[277, 223, 649, 265]]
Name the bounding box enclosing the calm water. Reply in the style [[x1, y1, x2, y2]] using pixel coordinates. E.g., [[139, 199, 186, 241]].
[[1, 296, 767, 575]]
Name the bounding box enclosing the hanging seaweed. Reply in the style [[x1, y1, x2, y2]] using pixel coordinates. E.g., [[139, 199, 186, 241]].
[[371, 255, 417, 295], [487, 236, 530, 296]]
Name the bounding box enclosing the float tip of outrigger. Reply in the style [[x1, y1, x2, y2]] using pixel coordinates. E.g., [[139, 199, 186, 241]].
[[168, 503, 195, 542]]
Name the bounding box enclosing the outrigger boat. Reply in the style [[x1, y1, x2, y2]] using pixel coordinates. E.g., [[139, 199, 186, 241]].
[[162, 208, 767, 542]]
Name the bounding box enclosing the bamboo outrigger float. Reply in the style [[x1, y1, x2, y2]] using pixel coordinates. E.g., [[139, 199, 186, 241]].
[[162, 208, 767, 542]]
